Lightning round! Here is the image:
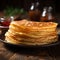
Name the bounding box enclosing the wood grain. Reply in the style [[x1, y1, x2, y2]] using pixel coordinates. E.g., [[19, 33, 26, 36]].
[[0, 41, 59, 60]]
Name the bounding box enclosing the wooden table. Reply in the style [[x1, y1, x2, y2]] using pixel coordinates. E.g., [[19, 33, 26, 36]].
[[0, 41, 60, 60]]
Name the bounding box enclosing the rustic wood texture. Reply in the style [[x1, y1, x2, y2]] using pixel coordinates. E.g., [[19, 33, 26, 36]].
[[0, 41, 60, 60]]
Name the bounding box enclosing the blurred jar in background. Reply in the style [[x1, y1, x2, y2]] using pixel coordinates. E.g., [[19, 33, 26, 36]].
[[0, 16, 14, 36], [40, 6, 55, 22], [0, 16, 14, 26], [28, 2, 41, 21]]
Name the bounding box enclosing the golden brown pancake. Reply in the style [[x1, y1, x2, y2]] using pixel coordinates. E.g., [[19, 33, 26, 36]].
[[5, 19, 58, 45]]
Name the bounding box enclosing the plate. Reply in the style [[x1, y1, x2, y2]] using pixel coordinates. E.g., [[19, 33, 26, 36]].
[[0, 34, 60, 48]]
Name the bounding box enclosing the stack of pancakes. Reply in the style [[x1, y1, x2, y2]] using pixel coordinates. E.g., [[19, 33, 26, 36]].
[[5, 20, 58, 45]]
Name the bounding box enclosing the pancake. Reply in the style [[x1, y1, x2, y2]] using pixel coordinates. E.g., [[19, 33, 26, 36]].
[[5, 19, 58, 45]]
